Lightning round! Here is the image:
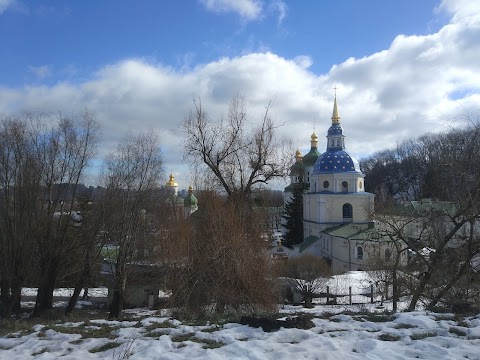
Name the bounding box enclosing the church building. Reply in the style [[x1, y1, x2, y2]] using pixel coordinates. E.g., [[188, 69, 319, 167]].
[[284, 96, 405, 274], [164, 173, 198, 218]]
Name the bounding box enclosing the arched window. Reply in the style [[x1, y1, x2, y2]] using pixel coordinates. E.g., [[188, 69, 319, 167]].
[[343, 203, 353, 220], [356, 246, 363, 260], [385, 248, 392, 261], [323, 180, 329, 189], [342, 181, 348, 192]]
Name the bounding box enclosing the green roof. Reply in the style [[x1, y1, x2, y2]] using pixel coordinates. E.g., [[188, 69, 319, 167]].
[[323, 223, 377, 240], [381, 200, 457, 217], [410, 200, 456, 215], [302, 148, 320, 167], [289, 161, 303, 176], [184, 193, 198, 207], [297, 235, 319, 252]]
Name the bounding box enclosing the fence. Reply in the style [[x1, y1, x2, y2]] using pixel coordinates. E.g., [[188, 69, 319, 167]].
[[289, 271, 396, 305]]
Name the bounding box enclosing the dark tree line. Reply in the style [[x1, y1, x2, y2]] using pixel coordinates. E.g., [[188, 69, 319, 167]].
[[0, 112, 170, 320], [362, 119, 480, 311], [0, 111, 100, 318], [361, 125, 480, 202]]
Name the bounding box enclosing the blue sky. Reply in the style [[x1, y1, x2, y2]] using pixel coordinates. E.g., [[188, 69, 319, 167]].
[[2, 0, 443, 85], [1, 0, 479, 189]]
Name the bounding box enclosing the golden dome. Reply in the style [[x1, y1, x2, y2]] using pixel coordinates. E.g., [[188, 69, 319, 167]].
[[295, 149, 302, 161], [188, 185, 194, 193], [165, 173, 178, 187], [311, 132, 318, 141]]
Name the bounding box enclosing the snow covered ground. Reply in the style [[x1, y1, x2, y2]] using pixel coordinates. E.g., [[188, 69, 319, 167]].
[[2, 305, 480, 359], [4, 273, 478, 359], [22, 288, 108, 298]]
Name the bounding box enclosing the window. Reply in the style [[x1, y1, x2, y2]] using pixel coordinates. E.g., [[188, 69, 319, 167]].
[[343, 203, 353, 219], [336, 139, 340, 147], [323, 180, 329, 188], [359, 181, 363, 190], [356, 246, 363, 260], [342, 181, 348, 192]]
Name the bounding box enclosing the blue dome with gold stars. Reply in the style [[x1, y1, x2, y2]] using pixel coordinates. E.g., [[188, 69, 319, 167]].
[[313, 150, 360, 173], [312, 95, 361, 174]]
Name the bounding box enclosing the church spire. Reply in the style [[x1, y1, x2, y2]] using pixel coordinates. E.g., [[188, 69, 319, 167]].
[[326, 95, 345, 151], [331, 95, 340, 124]]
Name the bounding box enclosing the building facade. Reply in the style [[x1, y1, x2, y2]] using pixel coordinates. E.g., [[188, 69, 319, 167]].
[[284, 96, 407, 274]]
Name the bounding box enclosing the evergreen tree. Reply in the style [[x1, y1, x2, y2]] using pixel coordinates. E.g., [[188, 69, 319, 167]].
[[283, 182, 304, 247]]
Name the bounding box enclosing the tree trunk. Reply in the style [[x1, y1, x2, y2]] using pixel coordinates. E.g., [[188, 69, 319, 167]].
[[65, 256, 92, 316], [426, 260, 470, 310], [109, 287, 124, 319], [304, 293, 313, 308], [11, 282, 22, 315], [392, 252, 402, 313], [392, 279, 398, 313], [64, 285, 83, 317], [0, 278, 23, 319], [407, 271, 433, 311], [32, 261, 58, 317], [109, 267, 126, 319], [1, 280, 12, 319]]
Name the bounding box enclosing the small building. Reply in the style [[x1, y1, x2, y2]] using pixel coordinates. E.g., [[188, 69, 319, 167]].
[[102, 260, 165, 308]]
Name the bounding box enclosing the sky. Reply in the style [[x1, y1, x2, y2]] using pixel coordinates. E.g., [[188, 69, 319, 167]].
[[1, 0, 480, 189]]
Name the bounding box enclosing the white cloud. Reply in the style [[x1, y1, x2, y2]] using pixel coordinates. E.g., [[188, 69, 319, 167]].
[[269, 0, 287, 25], [1, 2, 480, 188], [0, 0, 15, 14], [28, 65, 52, 79], [293, 55, 313, 69], [437, 0, 480, 23], [199, 0, 262, 21]]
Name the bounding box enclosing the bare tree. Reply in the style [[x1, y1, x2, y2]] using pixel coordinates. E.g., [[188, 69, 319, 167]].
[[0, 111, 99, 318], [101, 132, 163, 319], [31, 111, 99, 317], [371, 120, 480, 312], [183, 95, 291, 199], [0, 116, 41, 318], [278, 255, 331, 308], [169, 192, 275, 315], [364, 218, 409, 313], [64, 191, 107, 316]]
